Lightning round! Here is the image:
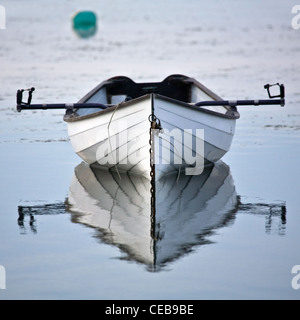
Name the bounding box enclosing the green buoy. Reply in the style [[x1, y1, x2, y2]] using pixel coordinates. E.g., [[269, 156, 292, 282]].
[[72, 11, 97, 38]]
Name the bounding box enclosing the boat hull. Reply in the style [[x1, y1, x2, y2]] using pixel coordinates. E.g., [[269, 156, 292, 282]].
[[67, 95, 152, 177], [66, 95, 236, 178], [65, 75, 239, 179]]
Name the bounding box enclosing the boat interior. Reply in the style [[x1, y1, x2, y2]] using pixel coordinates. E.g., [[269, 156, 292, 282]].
[[103, 74, 194, 104], [83, 74, 220, 106], [72, 74, 237, 119]]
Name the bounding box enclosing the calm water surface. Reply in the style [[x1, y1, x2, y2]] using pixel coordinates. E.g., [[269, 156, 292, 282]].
[[0, 0, 300, 300]]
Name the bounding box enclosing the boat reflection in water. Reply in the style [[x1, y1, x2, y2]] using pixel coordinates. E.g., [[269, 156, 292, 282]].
[[66, 161, 238, 271], [17, 161, 287, 271]]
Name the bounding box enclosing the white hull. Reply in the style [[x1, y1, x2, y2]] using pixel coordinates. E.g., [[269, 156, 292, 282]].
[[68, 96, 152, 177], [152, 95, 236, 177], [65, 75, 239, 179], [67, 160, 238, 271]]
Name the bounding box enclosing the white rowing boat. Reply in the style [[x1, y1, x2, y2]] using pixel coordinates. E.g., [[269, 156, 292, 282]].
[[16, 75, 285, 179], [64, 75, 239, 178]]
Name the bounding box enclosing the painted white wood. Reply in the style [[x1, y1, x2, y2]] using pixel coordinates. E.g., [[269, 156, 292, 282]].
[[65, 77, 237, 178]]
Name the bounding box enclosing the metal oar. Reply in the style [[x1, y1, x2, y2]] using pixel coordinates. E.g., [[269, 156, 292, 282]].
[[17, 102, 110, 112], [16, 87, 110, 112], [16, 83, 285, 112], [195, 98, 285, 108], [195, 83, 285, 108]]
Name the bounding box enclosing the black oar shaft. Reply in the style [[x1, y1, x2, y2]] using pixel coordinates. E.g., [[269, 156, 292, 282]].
[[17, 103, 109, 112], [16, 83, 285, 112], [17, 98, 285, 112], [195, 99, 285, 107]]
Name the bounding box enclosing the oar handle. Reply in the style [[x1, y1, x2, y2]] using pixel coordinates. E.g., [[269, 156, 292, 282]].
[[16, 87, 35, 106]]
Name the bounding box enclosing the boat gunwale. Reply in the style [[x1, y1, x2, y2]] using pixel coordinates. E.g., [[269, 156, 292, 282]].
[[64, 75, 240, 123], [154, 94, 240, 120], [64, 94, 151, 122]]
